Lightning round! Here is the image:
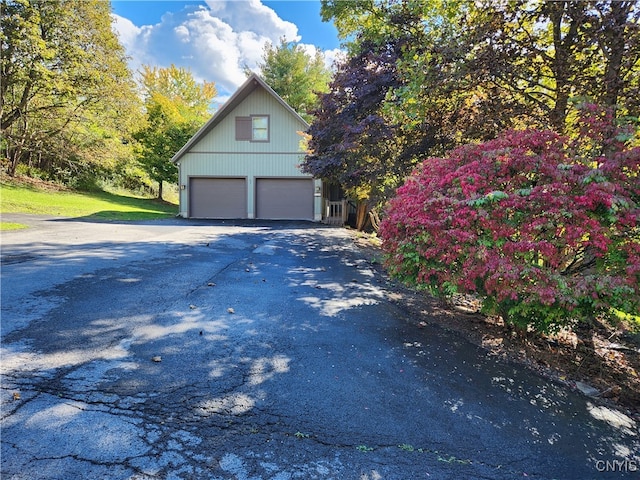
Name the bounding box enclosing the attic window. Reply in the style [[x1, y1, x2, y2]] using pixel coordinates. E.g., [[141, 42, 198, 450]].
[[252, 116, 269, 141], [235, 115, 269, 142]]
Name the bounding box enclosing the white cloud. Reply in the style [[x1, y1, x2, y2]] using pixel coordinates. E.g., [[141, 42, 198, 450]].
[[111, 1, 300, 96], [111, 1, 341, 101], [295, 43, 345, 71], [322, 48, 347, 70], [112, 14, 141, 48], [204, 0, 299, 42], [174, 25, 190, 42]]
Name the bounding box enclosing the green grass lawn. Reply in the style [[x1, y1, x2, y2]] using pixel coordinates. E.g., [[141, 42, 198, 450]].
[[0, 178, 177, 222], [0, 221, 28, 231]]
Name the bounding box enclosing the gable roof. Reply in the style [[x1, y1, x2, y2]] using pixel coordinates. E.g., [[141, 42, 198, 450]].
[[171, 73, 310, 164]]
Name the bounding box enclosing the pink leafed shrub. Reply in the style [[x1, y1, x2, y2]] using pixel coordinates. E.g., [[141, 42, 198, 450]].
[[380, 110, 639, 332]]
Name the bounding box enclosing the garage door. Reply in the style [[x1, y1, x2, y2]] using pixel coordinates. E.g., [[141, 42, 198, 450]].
[[256, 178, 314, 220], [189, 177, 247, 219]]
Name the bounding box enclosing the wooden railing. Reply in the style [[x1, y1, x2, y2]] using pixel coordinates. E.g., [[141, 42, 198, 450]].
[[324, 200, 347, 225]]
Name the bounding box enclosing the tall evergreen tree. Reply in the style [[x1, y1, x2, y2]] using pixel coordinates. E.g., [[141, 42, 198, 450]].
[[252, 38, 331, 122]]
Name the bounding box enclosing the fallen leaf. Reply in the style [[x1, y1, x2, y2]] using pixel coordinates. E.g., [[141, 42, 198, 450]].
[[13, 392, 20, 401], [227, 308, 235, 314], [152, 356, 162, 362], [601, 385, 622, 398]]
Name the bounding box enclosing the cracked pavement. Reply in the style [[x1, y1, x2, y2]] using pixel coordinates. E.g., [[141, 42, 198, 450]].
[[1, 215, 639, 479]]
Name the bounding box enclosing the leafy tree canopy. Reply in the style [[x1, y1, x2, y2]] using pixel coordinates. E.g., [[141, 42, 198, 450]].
[[251, 38, 331, 122], [134, 65, 216, 199], [308, 0, 639, 231], [321, 0, 640, 138], [140, 64, 216, 120], [1, 0, 141, 183], [302, 40, 406, 210]]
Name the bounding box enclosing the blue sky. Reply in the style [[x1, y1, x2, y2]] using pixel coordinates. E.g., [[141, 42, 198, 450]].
[[111, 0, 342, 100]]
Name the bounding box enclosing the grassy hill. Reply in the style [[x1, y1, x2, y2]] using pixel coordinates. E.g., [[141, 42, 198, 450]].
[[1, 176, 177, 229]]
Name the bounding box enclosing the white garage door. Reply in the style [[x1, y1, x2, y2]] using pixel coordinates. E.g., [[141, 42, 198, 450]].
[[189, 177, 247, 219], [256, 178, 314, 220]]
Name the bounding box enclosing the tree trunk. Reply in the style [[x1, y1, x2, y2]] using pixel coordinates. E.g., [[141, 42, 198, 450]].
[[355, 200, 370, 231], [369, 209, 381, 232], [548, 2, 581, 133], [5, 117, 29, 176], [158, 180, 163, 200], [7, 146, 21, 176], [599, 2, 633, 116]]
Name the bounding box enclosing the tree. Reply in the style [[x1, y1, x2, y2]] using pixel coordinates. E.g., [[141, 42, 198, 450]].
[[458, 0, 640, 132], [301, 39, 410, 229], [135, 65, 216, 199], [1, 0, 140, 181], [303, 5, 451, 229], [252, 38, 331, 122], [379, 107, 640, 333], [321, 0, 640, 140]]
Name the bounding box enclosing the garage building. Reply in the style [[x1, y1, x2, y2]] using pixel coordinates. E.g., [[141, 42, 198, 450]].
[[172, 73, 321, 221]]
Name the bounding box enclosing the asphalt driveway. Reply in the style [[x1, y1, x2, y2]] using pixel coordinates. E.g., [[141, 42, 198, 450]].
[[1, 215, 638, 479]]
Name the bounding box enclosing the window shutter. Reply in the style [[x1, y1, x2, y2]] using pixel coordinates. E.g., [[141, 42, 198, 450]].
[[235, 116, 252, 141]]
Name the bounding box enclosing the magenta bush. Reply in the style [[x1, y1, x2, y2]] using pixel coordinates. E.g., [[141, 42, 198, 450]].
[[380, 116, 640, 332]]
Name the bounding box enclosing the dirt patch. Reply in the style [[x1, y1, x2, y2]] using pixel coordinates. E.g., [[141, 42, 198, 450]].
[[350, 231, 640, 419]]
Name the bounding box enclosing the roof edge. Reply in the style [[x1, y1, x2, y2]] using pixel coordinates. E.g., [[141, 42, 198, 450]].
[[171, 73, 310, 164]]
